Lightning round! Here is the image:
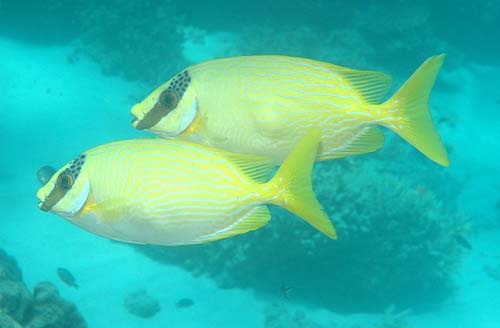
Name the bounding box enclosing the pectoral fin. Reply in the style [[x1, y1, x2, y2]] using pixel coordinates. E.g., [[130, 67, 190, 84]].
[[78, 196, 131, 223]]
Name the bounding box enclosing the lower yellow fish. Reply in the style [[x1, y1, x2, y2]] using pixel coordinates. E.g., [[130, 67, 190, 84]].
[[131, 55, 449, 166], [36, 132, 335, 245]]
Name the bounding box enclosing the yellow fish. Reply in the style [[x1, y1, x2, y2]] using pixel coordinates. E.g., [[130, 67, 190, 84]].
[[36, 132, 335, 245], [131, 55, 449, 166]]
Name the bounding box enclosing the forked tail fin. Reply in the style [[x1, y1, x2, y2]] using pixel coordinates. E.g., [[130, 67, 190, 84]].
[[269, 130, 337, 239], [382, 54, 449, 166]]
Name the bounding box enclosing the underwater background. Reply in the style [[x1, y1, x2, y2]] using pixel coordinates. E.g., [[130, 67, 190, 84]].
[[1, 1, 499, 327]]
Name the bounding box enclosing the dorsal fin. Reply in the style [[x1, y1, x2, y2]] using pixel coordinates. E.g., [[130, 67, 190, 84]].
[[338, 68, 393, 104], [223, 152, 276, 183]]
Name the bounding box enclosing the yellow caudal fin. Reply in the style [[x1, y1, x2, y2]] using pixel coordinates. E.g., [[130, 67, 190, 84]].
[[382, 54, 449, 166], [269, 130, 337, 239]]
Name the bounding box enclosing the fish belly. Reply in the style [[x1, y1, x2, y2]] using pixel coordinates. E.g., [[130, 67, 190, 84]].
[[73, 198, 263, 246]]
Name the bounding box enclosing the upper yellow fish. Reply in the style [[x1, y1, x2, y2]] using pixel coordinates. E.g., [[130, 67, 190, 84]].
[[131, 55, 449, 166], [36, 132, 335, 246]]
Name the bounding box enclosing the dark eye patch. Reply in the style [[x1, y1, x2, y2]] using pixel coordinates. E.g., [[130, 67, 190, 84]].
[[135, 70, 192, 130], [40, 154, 86, 212], [169, 70, 191, 96]]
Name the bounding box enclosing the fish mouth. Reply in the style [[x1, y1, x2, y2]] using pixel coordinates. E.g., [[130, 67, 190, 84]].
[[131, 117, 139, 128], [37, 191, 51, 211], [130, 103, 147, 129], [132, 116, 149, 130], [36, 190, 48, 211], [38, 199, 50, 212], [131, 114, 150, 130]]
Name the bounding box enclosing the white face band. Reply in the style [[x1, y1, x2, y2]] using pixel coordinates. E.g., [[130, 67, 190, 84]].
[[171, 98, 198, 136]]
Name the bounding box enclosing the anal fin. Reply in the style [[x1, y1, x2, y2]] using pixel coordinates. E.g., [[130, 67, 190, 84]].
[[319, 126, 385, 161], [195, 206, 271, 243]]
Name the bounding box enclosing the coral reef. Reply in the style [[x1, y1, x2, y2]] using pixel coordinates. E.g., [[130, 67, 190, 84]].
[[137, 147, 466, 313], [0, 249, 31, 324], [27, 282, 87, 328], [67, 0, 461, 83], [0, 249, 87, 328], [123, 289, 161, 318], [2, 1, 498, 83], [75, 1, 186, 85], [234, 25, 375, 71]]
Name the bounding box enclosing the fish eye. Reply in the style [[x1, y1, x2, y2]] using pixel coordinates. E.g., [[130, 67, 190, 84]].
[[159, 89, 178, 108], [57, 173, 74, 190]]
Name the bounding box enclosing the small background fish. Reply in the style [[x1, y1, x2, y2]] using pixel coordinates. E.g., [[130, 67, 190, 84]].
[[175, 298, 194, 308], [57, 267, 79, 289], [37, 166, 56, 185]]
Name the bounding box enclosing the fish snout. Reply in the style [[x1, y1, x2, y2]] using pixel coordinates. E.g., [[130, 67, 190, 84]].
[[39, 201, 50, 212], [130, 104, 145, 128], [131, 117, 139, 128], [36, 188, 51, 212]]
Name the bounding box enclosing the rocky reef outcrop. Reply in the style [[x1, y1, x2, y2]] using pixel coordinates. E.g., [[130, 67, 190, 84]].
[[0, 249, 87, 328], [123, 289, 161, 318]]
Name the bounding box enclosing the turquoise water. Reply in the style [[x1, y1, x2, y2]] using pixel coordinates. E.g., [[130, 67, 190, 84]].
[[1, 1, 499, 327]]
